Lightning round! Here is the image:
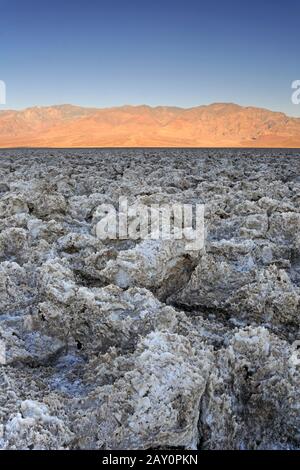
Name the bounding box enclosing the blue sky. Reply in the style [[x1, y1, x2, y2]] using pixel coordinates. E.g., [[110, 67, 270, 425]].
[[1, 0, 300, 115]]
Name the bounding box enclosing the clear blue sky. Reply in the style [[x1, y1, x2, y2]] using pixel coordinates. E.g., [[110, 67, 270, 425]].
[[1, 0, 300, 115]]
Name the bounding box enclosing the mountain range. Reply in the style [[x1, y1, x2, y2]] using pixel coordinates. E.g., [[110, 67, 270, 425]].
[[0, 102, 300, 147]]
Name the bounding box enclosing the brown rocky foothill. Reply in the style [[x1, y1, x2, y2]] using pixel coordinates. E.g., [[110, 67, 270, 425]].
[[1, 103, 300, 148]]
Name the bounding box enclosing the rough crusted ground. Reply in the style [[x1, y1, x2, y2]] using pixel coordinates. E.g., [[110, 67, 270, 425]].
[[0, 148, 299, 450]]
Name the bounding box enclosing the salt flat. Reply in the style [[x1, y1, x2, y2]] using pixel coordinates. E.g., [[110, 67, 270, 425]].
[[0, 148, 299, 449]]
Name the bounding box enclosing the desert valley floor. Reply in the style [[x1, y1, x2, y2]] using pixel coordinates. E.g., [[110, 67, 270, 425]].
[[0, 148, 299, 450]]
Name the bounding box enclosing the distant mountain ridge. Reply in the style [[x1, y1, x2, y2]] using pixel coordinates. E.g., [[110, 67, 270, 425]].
[[0, 102, 300, 147]]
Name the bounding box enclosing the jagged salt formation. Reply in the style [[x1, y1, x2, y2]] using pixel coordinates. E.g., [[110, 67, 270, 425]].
[[0, 148, 299, 450]]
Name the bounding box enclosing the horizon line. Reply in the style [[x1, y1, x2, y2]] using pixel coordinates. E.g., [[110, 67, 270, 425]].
[[0, 101, 299, 119]]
